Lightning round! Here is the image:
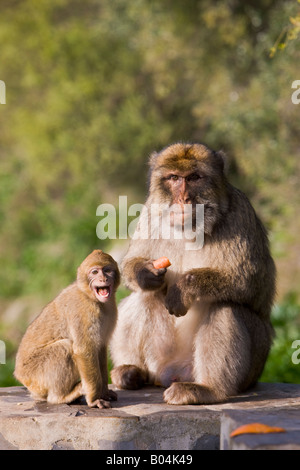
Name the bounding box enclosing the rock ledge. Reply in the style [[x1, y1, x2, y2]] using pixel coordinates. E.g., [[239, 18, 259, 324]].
[[0, 383, 300, 450]]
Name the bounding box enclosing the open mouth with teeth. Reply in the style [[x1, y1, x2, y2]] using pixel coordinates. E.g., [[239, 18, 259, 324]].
[[94, 285, 111, 302]]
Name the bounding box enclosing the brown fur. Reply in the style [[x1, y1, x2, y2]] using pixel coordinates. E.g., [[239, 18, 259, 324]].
[[110, 143, 276, 405], [15, 250, 120, 408]]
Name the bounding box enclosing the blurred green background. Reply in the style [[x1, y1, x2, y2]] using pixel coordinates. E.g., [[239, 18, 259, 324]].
[[0, 0, 299, 387]]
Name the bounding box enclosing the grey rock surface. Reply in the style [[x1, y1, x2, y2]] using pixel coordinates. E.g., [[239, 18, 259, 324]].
[[0, 383, 299, 450]]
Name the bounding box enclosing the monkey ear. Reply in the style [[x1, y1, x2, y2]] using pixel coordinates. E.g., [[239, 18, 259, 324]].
[[149, 151, 159, 169], [215, 150, 228, 175]]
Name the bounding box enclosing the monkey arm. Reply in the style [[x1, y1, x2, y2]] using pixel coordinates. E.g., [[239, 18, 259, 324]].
[[165, 267, 249, 317], [75, 349, 115, 408], [73, 346, 104, 404], [185, 268, 236, 300], [98, 346, 108, 386], [98, 346, 118, 402], [122, 256, 148, 290]]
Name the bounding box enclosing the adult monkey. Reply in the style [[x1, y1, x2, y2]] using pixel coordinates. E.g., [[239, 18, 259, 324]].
[[110, 143, 276, 405]]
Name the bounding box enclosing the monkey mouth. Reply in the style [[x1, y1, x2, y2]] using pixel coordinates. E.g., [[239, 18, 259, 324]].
[[169, 206, 193, 227], [94, 285, 111, 302]]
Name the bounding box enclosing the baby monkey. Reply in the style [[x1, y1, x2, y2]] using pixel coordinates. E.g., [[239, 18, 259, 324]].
[[15, 250, 120, 409]]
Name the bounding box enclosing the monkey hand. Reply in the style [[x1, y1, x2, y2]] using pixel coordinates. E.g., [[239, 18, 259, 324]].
[[165, 272, 198, 317], [164, 283, 190, 317], [135, 260, 167, 290]]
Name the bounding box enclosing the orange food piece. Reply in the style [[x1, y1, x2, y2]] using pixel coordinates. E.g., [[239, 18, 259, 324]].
[[230, 423, 286, 438], [153, 257, 171, 269]]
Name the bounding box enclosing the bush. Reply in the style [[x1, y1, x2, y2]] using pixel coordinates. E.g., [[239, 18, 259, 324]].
[[261, 293, 300, 384]]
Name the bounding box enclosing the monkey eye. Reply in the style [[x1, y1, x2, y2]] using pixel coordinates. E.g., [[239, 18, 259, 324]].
[[103, 266, 114, 275], [91, 268, 99, 275], [187, 173, 201, 182], [167, 174, 179, 181]]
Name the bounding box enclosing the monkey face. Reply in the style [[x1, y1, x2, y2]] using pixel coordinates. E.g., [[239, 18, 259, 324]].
[[148, 143, 229, 234], [77, 250, 120, 302], [88, 265, 117, 303], [160, 170, 202, 228]]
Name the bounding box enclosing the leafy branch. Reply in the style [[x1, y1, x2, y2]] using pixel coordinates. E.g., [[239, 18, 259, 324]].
[[270, 1, 300, 57]]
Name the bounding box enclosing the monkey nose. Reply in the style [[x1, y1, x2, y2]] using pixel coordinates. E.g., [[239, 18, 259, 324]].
[[178, 195, 191, 205]]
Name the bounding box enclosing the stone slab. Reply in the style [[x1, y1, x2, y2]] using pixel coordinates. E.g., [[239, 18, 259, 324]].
[[0, 383, 300, 450]]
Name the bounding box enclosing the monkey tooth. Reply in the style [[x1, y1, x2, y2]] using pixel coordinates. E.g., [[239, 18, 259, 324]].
[[99, 287, 110, 297], [95, 286, 111, 301]]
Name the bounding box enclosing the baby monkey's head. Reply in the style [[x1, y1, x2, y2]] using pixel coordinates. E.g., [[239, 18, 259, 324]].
[[77, 250, 120, 303]]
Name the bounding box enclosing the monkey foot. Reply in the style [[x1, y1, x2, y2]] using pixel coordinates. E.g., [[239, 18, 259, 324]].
[[88, 398, 112, 409], [110, 364, 148, 390], [163, 382, 223, 405]]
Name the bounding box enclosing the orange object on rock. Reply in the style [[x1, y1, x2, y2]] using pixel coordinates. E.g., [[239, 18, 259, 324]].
[[230, 422, 286, 438], [153, 257, 171, 269]]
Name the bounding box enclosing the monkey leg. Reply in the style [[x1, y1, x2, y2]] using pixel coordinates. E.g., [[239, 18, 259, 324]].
[[110, 364, 148, 390], [110, 291, 177, 389], [47, 381, 83, 405], [24, 340, 82, 404], [110, 294, 148, 389], [164, 304, 272, 405], [156, 359, 194, 388]]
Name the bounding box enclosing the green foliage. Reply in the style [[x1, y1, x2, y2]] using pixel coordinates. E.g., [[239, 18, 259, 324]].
[[261, 294, 300, 384], [270, 0, 300, 57], [0, 360, 19, 388], [0, 0, 299, 296], [0, 337, 20, 387], [0, 0, 299, 386]]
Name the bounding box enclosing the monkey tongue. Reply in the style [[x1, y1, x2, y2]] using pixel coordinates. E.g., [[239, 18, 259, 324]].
[[98, 287, 110, 298], [95, 286, 111, 302]]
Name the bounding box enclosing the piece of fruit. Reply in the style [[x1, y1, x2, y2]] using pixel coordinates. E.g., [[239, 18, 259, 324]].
[[230, 422, 286, 438], [153, 257, 171, 269]]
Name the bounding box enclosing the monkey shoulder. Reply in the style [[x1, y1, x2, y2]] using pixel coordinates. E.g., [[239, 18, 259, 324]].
[[55, 283, 81, 307], [217, 186, 268, 244], [210, 186, 274, 277], [57, 284, 98, 319], [19, 294, 69, 349], [59, 283, 115, 329]]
